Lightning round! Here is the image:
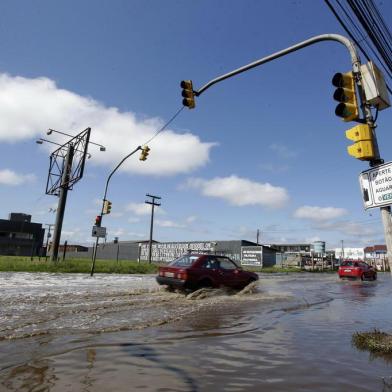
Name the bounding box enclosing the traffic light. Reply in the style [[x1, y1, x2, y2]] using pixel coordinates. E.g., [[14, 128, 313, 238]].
[[180, 80, 195, 109], [103, 200, 112, 215], [95, 215, 102, 227], [332, 71, 359, 122], [139, 145, 150, 161], [345, 124, 375, 160]]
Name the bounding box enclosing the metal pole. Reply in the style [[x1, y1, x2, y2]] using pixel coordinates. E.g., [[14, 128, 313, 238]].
[[145, 194, 161, 264], [51, 144, 74, 262], [380, 207, 392, 272], [90, 146, 142, 277], [62, 240, 68, 261], [44, 224, 54, 260], [148, 204, 155, 264], [356, 72, 392, 274], [195, 34, 360, 96], [192, 33, 392, 271], [341, 240, 344, 263]]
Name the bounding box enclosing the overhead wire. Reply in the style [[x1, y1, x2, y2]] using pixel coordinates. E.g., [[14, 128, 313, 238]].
[[324, 0, 392, 94], [347, 0, 392, 78], [142, 106, 185, 146], [335, 0, 392, 81]]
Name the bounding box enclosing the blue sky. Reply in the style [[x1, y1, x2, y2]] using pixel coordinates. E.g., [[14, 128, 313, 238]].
[[0, 0, 391, 249]]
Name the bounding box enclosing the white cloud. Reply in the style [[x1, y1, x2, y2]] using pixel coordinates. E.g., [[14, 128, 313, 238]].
[[269, 144, 298, 159], [314, 220, 378, 237], [259, 163, 290, 173], [184, 175, 289, 209], [127, 231, 145, 238], [0, 169, 36, 186], [0, 73, 216, 176], [126, 202, 165, 216], [156, 219, 185, 228], [186, 215, 197, 224], [128, 217, 141, 224], [293, 206, 348, 221]]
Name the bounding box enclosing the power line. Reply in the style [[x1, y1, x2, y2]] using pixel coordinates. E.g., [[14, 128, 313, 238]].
[[325, 0, 392, 94], [142, 106, 185, 146]]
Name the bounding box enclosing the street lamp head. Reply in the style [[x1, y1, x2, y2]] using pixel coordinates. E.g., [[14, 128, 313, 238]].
[[36, 139, 43, 145], [47, 129, 54, 135], [99, 146, 106, 152]]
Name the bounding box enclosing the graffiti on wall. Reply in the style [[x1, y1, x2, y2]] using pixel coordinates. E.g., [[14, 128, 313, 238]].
[[139, 242, 216, 262]]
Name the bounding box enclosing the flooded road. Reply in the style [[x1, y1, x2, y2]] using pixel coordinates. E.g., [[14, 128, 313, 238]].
[[0, 272, 392, 391]]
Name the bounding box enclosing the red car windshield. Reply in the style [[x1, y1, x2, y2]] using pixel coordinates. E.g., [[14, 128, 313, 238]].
[[340, 261, 361, 267], [169, 255, 200, 267]]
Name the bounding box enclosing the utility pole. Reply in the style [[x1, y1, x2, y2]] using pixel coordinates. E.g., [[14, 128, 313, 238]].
[[341, 240, 344, 263], [44, 223, 55, 259], [256, 229, 261, 245], [145, 194, 161, 264], [51, 144, 74, 261]]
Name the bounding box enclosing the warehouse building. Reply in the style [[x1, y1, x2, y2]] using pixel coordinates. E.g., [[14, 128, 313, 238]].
[[66, 239, 278, 267], [0, 213, 45, 256]]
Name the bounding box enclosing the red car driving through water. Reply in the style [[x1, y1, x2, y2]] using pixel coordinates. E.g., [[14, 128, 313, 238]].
[[338, 260, 377, 281], [156, 253, 259, 291]]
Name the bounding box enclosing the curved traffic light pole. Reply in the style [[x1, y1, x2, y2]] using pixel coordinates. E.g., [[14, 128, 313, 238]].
[[190, 33, 392, 272], [90, 145, 142, 276]]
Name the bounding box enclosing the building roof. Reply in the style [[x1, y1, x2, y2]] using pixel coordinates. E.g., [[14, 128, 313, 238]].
[[364, 245, 387, 252]]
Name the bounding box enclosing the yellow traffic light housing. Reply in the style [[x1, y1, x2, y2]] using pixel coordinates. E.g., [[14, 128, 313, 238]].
[[139, 145, 150, 161], [332, 71, 359, 122], [103, 200, 112, 215], [180, 80, 196, 109], [345, 124, 375, 160]]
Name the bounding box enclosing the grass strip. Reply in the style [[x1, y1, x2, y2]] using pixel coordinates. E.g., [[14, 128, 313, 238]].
[[0, 256, 158, 274]]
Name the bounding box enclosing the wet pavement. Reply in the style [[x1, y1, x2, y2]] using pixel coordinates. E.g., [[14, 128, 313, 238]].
[[0, 271, 392, 391]]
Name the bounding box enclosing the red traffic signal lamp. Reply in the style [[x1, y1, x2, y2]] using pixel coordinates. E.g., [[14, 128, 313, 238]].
[[180, 80, 196, 109], [95, 215, 102, 227], [332, 71, 359, 122]]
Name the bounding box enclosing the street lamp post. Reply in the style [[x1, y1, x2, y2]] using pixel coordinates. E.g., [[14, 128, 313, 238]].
[[90, 145, 143, 276]]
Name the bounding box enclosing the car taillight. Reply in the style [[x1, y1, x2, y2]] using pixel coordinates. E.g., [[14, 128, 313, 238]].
[[177, 270, 187, 280], [159, 270, 164, 277]]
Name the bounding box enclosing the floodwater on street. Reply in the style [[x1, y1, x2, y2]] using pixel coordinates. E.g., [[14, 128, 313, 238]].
[[0, 271, 392, 391]]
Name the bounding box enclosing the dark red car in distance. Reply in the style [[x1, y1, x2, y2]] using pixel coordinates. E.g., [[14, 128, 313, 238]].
[[156, 254, 259, 291], [338, 260, 377, 281]]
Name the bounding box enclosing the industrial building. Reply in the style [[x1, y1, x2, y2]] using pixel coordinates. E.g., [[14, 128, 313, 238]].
[[66, 239, 278, 267], [0, 213, 45, 256]]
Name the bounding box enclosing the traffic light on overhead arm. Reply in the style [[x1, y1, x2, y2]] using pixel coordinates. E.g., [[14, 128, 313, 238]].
[[180, 80, 196, 109], [103, 200, 112, 215], [332, 71, 360, 122], [139, 145, 150, 161], [345, 124, 375, 160]]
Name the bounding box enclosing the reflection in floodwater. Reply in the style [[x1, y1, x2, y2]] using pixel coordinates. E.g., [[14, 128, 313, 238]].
[[0, 272, 391, 391]]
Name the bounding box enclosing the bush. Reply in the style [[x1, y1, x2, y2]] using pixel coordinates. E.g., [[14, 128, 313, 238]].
[[352, 329, 392, 354]]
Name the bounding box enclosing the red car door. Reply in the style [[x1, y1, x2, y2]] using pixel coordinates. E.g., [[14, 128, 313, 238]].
[[215, 257, 245, 288]]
